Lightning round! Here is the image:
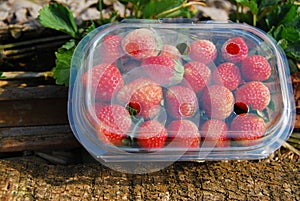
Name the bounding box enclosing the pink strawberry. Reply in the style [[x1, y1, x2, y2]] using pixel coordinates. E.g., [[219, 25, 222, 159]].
[[167, 120, 200, 149], [165, 85, 198, 119], [122, 28, 161, 60], [99, 34, 124, 64], [230, 113, 266, 146], [221, 37, 248, 62], [188, 39, 217, 64], [81, 64, 124, 102], [137, 120, 168, 149], [117, 78, 163, 119], [212, 62, 241, 90], [201, 119, 230, 148], [241, 55, 271, 81], [160, 44, 181, 60], [95, 104, 132, 146], [141, 55, 184, 86], [183, 61, 211, 94], [202, 85, 234, 120], [235, 81, 270, 111]]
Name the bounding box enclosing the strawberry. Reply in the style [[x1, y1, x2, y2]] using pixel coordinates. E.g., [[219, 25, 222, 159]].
[[122, 28, 161, 60], [212, 62, 241, 90], [188, 39, 217, 64], [230, 113, 266, 146], [241, 55, 271, 81], [95, 104, 132, 146], [167, 120, 200, 149], [202, 85, 234, 120], [183, 61, 211, 94], [87, 102, 106, 127], [137, 120, 168, 149], [235, 81, 270, 111], [160, 44, 181, 60], [99, 34, 124, 64], [201, 119, 230, 148], [81, 64, 124, 102], [117, 78, 163, 119], [141, 55, 184, 86], [165, 85, 198, 119], [221, 37, 248, 62]]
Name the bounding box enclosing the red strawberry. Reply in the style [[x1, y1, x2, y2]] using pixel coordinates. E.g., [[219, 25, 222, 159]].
[[137, 120, 168, 149], [160, 44, 181, 60], [201, 119, 230, 148], [188, 39, 217, 64], [202, 85, 234, 120], [241, 55, 271, 81], [183, 61, 211, 94], [141, 55, 184, 86], [230, 113, 266, 146], [87, 102, 106, 127], [99, 35, 124, 64], [167, 120, 200, 149], [95, 104, 132, 146], [117, 78, 163, 119], [212, 62, 241, 90], [165, 85, 198, 119], [81, 64, 124, 102], [221, 37, 248, 62], [236, 81, 270, 111], [122, 28, 161, 60]]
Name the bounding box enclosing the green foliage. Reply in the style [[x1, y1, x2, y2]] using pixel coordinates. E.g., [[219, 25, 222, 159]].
[[229, 0, 300, 73], [0, 71, 3, 79], [53, 39, 76, 85], [38, 3, 78, 38]]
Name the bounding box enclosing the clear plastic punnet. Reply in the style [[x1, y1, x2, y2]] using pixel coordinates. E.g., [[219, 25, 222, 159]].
[[68, 19, 295, 174]]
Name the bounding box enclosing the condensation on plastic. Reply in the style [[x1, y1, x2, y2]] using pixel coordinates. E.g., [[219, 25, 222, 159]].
[[68, 19, 295, 173]]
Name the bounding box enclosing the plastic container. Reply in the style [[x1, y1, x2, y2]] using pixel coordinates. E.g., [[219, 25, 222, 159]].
[[68, 19, 295, 173]]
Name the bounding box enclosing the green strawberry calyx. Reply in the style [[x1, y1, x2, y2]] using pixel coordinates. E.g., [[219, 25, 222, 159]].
[[169, 59, 184, 86]]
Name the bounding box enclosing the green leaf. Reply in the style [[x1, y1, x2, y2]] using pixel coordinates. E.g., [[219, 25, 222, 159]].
[[265, 3, 298, 28], [38, 3, 78, 38], [0, 71, 4, 79], [272, 25, 300, 42], [258, 0, 280, 9], [286, 40, 300, 60], [52, 40, 76, 86], [288, 59, 298, 74], [280, 4, 298, 25], [235, 0, 258, 14], [277, 39, 288, 49], [142, 0, 184, 18]]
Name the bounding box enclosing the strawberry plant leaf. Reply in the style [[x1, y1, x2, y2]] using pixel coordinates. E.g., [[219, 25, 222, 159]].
[[286, 40, 300, 60], [258, 0, 280, 10], [38, 3, 78, 38], [235, 0, 258, 14], [0, 72, 4, 79], [53, 39, 77, 86], [142, 0, 184, 18]]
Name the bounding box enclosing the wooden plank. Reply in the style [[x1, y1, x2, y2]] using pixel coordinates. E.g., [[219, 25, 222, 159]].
[[0, 125, 80, 152], [0, 85, 68, 100], [0, 97, 68, 127]]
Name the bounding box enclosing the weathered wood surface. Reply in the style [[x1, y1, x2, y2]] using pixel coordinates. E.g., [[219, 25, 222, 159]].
[[0, 75, 80, 152], [0, 155, 299, 200]]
